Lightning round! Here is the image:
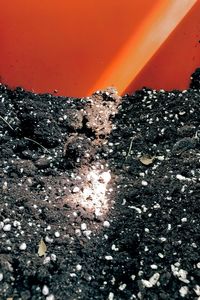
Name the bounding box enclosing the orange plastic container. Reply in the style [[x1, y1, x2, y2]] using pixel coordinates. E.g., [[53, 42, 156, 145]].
[[0, 0, 199, 97]]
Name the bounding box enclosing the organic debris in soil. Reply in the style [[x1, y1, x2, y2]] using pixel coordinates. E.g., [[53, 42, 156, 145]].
[[0, 69, 200, 300]]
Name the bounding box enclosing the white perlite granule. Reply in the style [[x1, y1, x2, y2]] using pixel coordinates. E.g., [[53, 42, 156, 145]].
[[108, 292, 114, 300], [19, 243, 27, 250], [42, 285, 49, 296], [179, 286, 188, 297], [141, 273, 160, 288]]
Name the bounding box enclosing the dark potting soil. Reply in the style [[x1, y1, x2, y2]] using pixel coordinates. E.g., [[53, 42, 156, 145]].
[[0, 69, 200, 300]]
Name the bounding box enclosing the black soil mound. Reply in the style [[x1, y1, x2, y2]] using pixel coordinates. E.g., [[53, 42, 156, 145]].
[[0, 69, 200, 300]]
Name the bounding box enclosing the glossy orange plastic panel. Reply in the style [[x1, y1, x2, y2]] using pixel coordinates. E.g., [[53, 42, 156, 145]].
[[0, 0, 198, 96], [125, 0, 200, 93], [89, 0, 197, 94]]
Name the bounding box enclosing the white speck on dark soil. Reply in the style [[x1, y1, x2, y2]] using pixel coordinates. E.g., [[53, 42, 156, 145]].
[[0, 70, 200, 299]]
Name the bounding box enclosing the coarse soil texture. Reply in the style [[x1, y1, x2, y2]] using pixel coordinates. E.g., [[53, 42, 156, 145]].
[[0, 69, 200, 300]]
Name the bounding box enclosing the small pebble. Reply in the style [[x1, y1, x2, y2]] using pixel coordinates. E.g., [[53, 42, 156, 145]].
[[46, 295, 55, 300], [0, 273, 3, 281], [72, 186, 80, 193], [50, 254, 57, 261], [4, 218, 10, 223], [42, 285, 49, 296], [2, 181, 8, 190], [141, 180, 148, 186], [108, 292, 114, 300], [83, 230, 92, 237], [105, 255, 113, 260], [54, 231, 60, 238], [0, 222, 4, 230], [19, 242, 27, 250], [13, 220, 21, 227], [141, 273, 160, 288], [103, 221, 110, 228], [119, 283, 126, 291], [95, 208, 102, 217], [179, 286, 188, 297], [3, 224, 11, 232], [76, 264, 82, 271], [45, 236, 54, 243], [150, 264, 158, 270], [81, 223, 87, 230], [75, 229, 81, 236], [160, 237, 167, 242], [158, 253, 164, 258], [43, 257, 51, 264], [194, 285, 200, 296], [181, 217, 187, 222], [176, 174, 186, 181], [111, 244, 119, 251], [100, 171, 111, 183]]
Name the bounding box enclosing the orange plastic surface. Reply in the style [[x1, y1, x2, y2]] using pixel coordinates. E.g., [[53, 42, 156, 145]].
[[125, 0, 200, 93], [0, 0, 198, 97]]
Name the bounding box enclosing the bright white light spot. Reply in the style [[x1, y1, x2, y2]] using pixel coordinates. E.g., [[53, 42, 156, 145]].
[[65, 166, 112, 218]]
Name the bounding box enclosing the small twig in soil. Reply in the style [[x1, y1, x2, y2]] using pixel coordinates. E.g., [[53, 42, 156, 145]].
[[24, 137, 50, 153], [0, 116, 50, 153], [0, 115, 14, 131], [125, 136, 134, 161]]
